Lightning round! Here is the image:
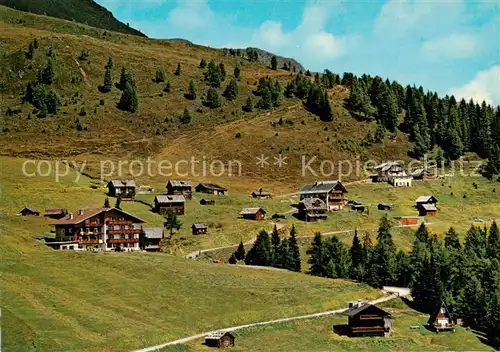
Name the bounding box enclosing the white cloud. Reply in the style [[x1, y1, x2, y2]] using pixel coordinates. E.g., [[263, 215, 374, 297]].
[[449, 66, 500, 105], [166, 0, 215, 31], [304, 32, 346, 59], [422, 34, 478, 61], [254, 21, 290, 47]]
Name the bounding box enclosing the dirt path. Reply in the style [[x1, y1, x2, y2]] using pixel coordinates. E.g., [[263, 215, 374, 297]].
[[132, 288, 409, 352]]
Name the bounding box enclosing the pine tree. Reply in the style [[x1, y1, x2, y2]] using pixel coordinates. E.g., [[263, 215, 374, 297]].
[[487, 222, 500, 259], [219, 62, 226, 81], [45, 90, 61, 115], [164, 81, 171, 93], [445, 101, 464, 160], [104, 197, 111, 208], [228, 253, 237, 264], [411, 245, 444, 311], [102, 65, 113, 92], [106, 57, 114, 70], [271, 225, 281, 264], [288, 225, 301, 272], [482, 144, 500, 180], [24, 82, 34, 103], [381, 89, 398, 132], [373, 215, 397, 287], [235, 241, 246, 260], [307, 233, 327, 277], [117, 82, 138, 113], [348, 80, 374, 118], [257, 87, 272, 109], [245, 229, 272, 266], [204, 60, 221, 88], [118, 67, 127, 90], [204, 87, 221, 109], [180, 108, 191, 124], [465, 225, 487, 258], [271, 56, 278, 70], [26, 41, 35, 59], [277, 238, 294, 270], [155, 67, 166, 83], [186, 80, 197, 100], [32, 84, 47, 113], [444, 227, 461, 249], [174, 63, 181, 76], [349, 230, 363, 279], [234, 62, 241, 80], [321, 91, 333, 122], [243, 96, 253, 112], [41, 59, 55, 85], [199, 58, 207, 68], [164, 211, 182, 238], [223, 78, 238, 101], [415, 223, 430, 244]]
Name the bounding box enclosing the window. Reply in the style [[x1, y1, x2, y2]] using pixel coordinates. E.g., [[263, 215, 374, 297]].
[[69, 228, 73, 233], [61, 228, 66, 235]]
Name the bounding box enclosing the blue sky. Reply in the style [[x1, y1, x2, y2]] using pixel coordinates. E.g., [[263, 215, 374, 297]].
[[96, 0, 499, 106]]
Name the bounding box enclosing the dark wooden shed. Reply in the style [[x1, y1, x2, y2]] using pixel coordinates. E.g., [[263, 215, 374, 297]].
[[200, 198, 216, 206], [378, 203, 392, 211], [342, 301, 392, 337], [192, 223, 208, 235], [204, 331, 235, 348], [18, 207, 40, 216]]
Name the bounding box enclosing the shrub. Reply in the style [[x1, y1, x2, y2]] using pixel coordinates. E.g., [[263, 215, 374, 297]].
[[78, 51, 90, 61]]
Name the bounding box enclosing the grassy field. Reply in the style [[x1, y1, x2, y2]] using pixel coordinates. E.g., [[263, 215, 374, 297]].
[[180, 299, 491, 351], [0, 156, 381, 351]]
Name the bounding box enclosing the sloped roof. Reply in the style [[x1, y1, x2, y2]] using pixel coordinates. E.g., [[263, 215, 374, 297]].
[[342, 303, 391, 317], [54, 207, 144, 225], [205, 331, 234, 340], [411, 168, 428, 176], [299, 180, 347, 194], [44, 208, 66, 215], [428, 300, 453, 325], [375, 161, 403, 172], [240, 207, 266, 215], [416, 196, 437, 203], [252, 190, 272, 196], [420, 203, 438, 211], [167, 180, 192, 188], [196, 183, 227, 191], [107, 180, 136, 188], [143, 227, 164, 239], [192, 223, 208, 229], [155, 195, 185, 203], [299, 198, 327, 211], [19, 207, 39, 213]]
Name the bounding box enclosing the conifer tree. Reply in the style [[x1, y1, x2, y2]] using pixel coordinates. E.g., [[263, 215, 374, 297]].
[[45, 90, 61, 115], [243, 96, 253, 112], [106, 57, 113, 70], [245, 229, 272, 266], [321, 91, 333, 122], [482, 144, 500, 180], [164, 211, 182, 238], [288, 225, 301, 272], [326, 235, 350, 278], [41, 59, 55, 85], [350, 230, 363, 279], [102, 64, 113, 93], [373, 215, 397, 287], [277, 238, 294, 270], [219, 62, 226, 81], [26, 40, 35, 59], [487, 222, 500, 259], [381, 89, 398, 132], [257, 87, 272, 109], [271, 56, 278, 70], [223, 78, 238, 101], [444, 227, 462, 249], [24, 82, 34, 103], [307, 233, 327, 277], [271, 224, 281, 264], [155, 67, 166, 83], [204, 87, 221, 109], [32, 84, 47, 113], [204, 60, 221, 88], [164, 81, 171, 93], [199, 58, 207, 68], [117, 82, 138, 113], [180, 108, 191, 124], [228, 253, 237, 264], [465, 225, 487, 258], [104, 198, 111, 208], [174, 63, 181, 76], [186, 80, 197, 100], [235, 240, 246, 260], [234, 62, 241, 80], [445, 101, 464, 160]]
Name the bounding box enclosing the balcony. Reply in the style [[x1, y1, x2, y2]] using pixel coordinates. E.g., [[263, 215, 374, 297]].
[[78, 239, 101, 244], [107, 238, 139, 244], [106, 220, 133, 226], [107, 229, 141, 235]]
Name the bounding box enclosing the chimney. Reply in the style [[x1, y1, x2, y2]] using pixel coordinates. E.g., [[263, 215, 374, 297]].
[[69, 212, 73, 220], [78, 209, 83, 215]]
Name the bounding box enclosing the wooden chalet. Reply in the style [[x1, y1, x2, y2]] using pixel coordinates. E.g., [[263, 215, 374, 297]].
[[373, 162, 413, 187], [166, 180, 192, 199], [416, 196, 438, 216], [192, 223, 208, 235], [196, 183, 227, 195], [52, 207, 145, 251], [204, 331, 235, 348], [200, 198, 216, 206], [299, 180, 347, 211], [154, 195, 185, 215], [240, 207, 266, 220], [428, 301, 456, 333], [251, 189, 272, 199], [18, 207, 40, 216], [106, 180, 137, 200], [44, 208, 67, 219], [411, 168, 432, 180], [297, 198, 328, 222], [342, 301, 392, 337], [142, 227, 164, 251], [378, 203, 392, 211]]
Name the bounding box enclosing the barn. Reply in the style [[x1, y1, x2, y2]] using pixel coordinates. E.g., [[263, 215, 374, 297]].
[[204, 331, 235, 348], [239, 208, 266, 220]]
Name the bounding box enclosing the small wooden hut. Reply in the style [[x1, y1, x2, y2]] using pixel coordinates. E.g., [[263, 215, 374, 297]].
[[204, 331, 235, 348]]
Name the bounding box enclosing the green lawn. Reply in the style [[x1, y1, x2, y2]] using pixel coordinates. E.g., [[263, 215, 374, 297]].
[[181, 299, 492, 351]]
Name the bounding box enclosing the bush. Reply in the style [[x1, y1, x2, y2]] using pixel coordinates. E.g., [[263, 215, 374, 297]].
[[234, 132, 242, 139], [78, 51, 90, 61], [203, 87, 221, 109], [179, 108, 191, 124]]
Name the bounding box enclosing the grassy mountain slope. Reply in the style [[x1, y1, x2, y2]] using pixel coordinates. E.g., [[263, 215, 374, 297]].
[[182, 299, 490, 351], [0, 156, 381, 351], [0, 0, 145, 36], [0, 5, 414, 189]]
